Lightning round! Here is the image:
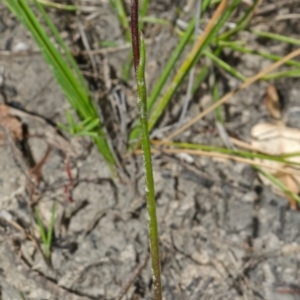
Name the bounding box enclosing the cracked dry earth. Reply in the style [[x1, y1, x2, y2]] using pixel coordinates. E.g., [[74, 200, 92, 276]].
[[1, 3, 300, 300]]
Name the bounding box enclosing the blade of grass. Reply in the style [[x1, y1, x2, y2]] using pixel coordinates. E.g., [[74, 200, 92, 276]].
[[135, 146, 299, 176], [219, 41, 300, 68], [193, 0, 242, 60], [262, 68, 300, 80], [34, 204, 56, 258], [204, 49, 246, 81], [35, 206, 51, 258], [217, 0, 263, 41], [202, 0, 212, 11], [45, 204, 56, 257], [136, 144, 300, 205], [34, 207, 47, 248], [129, 0, 232, 141], [129, 0, 219, 143], [166, 47, 300, 141], [109, 0, 132, 80], [109, 0, 131, 41], [153, 140, 300, 166], [180, 0, 202, 122], [205, 0, 261, 126], [147, 0, 243, 134], [34, 0, 78, 11], [139, 16, 170, 25], [252, 30, 300, 47], [129, 18, 196, 142], [256, 166, 300, 203], [34, 0, 88, 90], [140, 0, 150, 21], [4, 0, 116, 167], [192, 65, 209, 94], [211, 70, 223, 122]]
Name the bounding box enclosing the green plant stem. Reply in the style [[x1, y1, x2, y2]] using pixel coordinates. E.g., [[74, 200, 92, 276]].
[[136, 35, 162, 299], [129, 0, 233, 143], [147, 0, 241, 133], [129, 18, 196, 143]]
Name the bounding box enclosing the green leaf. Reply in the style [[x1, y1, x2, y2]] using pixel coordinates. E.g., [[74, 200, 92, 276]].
[[3, 0, 116, 168]]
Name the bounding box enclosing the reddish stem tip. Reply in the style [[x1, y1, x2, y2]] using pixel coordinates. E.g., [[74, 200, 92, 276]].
[[131, 0, 140, 72]]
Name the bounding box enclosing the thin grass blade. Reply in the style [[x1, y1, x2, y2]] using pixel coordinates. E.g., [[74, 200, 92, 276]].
[[4, 0, 116, 167]]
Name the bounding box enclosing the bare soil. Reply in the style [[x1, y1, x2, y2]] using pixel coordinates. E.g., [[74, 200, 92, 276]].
[[1, 1, 300, 299]]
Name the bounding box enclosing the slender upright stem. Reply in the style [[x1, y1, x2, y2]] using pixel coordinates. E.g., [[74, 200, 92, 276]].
[[131, 0, 140, 71], [130, 1, 162, 299]]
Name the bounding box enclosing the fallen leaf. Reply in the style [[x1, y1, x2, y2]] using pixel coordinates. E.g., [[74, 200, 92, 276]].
[[251, 122, 300, 209]]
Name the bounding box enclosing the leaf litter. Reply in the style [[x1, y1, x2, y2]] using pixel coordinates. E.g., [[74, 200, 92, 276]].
[[251, 84, 300, 209]]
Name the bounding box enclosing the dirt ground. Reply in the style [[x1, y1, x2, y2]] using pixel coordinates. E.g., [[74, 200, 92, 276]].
[[1, 1, 300, 299]]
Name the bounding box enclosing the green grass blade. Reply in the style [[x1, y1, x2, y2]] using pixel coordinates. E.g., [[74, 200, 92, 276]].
[[262, 68, 300, 80], [168, 141, 300, 166], [202, 0, 212, 11], [252, 30, 300, 46], [34, 207, 47, 247], [147, 0, 241, 133], [129, 18, 196, 142], [211, 71, 223, 122], [217, 0, 261, 41], [219, 41, 300, 68], [34, 0, 78, 11], [192, 65, 209, 94], [34, 0, 88, 90], [46, 203, 56, 252], [109, 0, 132, 80], [204, 49, 246, 81], [147, 19, 196, 113], [197, 0, 242, 52], [139, 16, 169, 25], [110, 0, 131, 41], [140, 0, 150, 20], [129, 0, 236, 143], [4, 0, 116, 167], [256, 167, 300, 203]]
